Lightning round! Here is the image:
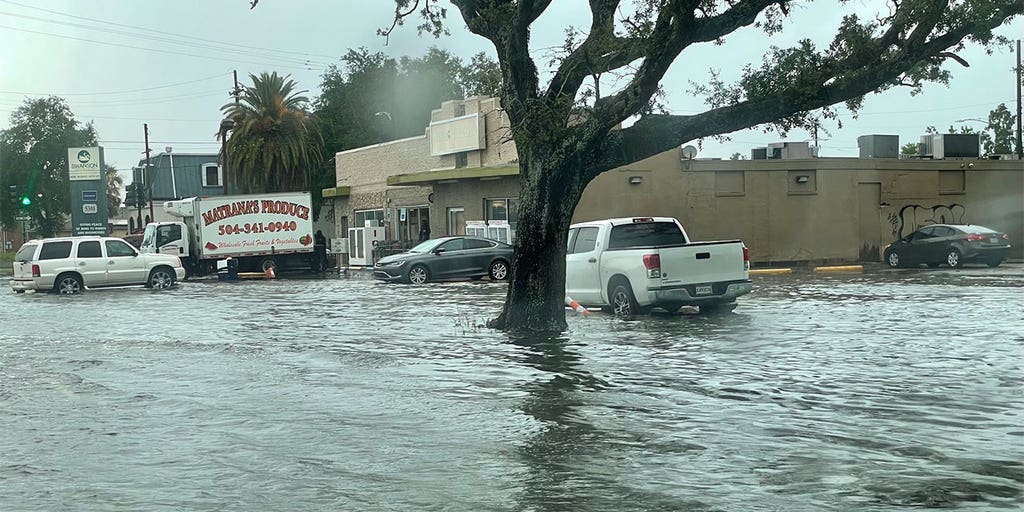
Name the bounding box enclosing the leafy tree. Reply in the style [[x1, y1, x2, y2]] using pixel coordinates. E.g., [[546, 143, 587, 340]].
[[729, 152, 745, 160], [105, 165, 123, 218], [315, 0, 1019, 333], [984, 103, 1015, 155], [462, 52, 503, 97], [309, 47, 502, 217], [220, 72, 323, 194], [900, 142, 920, 156], [0, 97, 97, 237]]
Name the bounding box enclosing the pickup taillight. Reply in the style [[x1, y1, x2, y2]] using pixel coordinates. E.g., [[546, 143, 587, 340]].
[[643, 253, 661, 278], [31, 264, 40, 277], [743, 246, 750, 271]]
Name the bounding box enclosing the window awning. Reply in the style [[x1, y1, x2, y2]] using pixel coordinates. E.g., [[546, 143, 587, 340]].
[[321, 186, 351, 198], [386, 164, 519, 186]]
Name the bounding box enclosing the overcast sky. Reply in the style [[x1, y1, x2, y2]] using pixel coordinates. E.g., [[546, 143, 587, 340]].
[[0, 0, 1020, 177]]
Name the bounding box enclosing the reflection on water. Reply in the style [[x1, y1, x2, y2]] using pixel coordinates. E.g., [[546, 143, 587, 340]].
[[0, 267, 1021, 511]]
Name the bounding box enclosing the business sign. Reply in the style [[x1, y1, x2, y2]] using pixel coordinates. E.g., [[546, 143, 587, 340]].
[[69, 146, 108, 236], [68, 147, 102, 181]]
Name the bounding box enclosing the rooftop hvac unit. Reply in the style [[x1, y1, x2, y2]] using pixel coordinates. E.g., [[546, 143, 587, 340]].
[[857, 135, 900, 158], [931, 134, 980, 159], [918, 135, 934, 157]]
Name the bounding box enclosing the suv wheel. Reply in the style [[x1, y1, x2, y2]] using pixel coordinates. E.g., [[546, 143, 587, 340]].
[[54, 274, 83, 295], [148, 267, 176, 289]]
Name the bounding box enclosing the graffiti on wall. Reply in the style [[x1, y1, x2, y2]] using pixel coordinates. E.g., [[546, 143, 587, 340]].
[[888, 203, 966, 239]]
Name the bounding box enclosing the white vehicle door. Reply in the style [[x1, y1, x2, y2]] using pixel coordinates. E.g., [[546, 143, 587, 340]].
[[104, 239, 147, 285], [565, 226, 603, 304], [74, 240, 108, 287]]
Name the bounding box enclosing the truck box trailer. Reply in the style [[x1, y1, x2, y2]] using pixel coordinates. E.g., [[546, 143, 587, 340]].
[[140, 192, 319, 276]]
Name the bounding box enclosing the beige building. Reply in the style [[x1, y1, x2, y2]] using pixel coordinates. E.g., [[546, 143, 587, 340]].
[[327, 97, 1024, 264]]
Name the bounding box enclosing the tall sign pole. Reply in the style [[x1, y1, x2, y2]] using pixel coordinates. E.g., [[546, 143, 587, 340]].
[[145, 123, 154, 222]]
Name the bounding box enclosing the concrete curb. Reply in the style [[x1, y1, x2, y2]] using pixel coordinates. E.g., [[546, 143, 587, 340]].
[[813, 265, 864, 273], [749, 268, 793, 275]]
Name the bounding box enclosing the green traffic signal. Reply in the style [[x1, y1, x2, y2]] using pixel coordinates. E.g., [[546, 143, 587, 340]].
[[19, 195, 31, 206]]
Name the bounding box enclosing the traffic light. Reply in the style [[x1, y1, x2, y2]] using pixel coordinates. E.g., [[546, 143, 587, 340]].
[[136, 183, 148, 207], [7, 185, 17, 204], [125, 183, 137, 208], [19, 194, 31, 206]]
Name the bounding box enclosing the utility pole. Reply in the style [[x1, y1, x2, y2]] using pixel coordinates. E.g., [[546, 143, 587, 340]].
[[144, 123, 154, 222], [1015, 39, 1022, 159]]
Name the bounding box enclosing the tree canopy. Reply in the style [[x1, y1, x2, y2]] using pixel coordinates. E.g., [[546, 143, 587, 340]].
[[313, 46, 501, 153], [221, 72, 323, 194], [0, 97, 99, 237]]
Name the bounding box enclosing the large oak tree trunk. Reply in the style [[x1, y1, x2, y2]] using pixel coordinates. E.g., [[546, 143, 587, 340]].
[[487, 147, 588, 333]]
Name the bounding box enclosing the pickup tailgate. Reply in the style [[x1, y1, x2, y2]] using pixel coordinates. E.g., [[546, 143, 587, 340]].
[[657, 240, 747, 287]]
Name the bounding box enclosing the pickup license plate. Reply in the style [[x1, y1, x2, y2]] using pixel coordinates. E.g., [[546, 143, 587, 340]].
[[695, 284, 713, 296]]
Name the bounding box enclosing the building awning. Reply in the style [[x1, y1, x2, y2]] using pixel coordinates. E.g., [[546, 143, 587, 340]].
[[386, 164, 519, 186], [321, 186, 351, 198]]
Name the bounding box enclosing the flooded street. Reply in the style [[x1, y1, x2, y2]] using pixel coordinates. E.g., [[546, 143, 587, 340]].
[[1, 266, 1022, 511]]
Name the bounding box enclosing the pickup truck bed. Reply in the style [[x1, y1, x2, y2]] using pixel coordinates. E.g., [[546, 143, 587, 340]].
[[566, 217, 751, 314]]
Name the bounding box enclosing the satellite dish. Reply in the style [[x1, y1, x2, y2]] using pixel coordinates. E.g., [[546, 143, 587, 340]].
[[681, 145, 697, 159]]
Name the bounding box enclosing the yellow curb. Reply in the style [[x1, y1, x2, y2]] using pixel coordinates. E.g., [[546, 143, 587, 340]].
[[813, 265, 864, 272], [749, 268, 793, 275]]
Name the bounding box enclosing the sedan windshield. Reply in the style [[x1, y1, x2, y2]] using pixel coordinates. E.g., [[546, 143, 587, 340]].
[[408, 238, 447, 253]]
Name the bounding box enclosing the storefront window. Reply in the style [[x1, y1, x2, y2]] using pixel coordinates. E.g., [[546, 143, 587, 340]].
[[484, 198, 518, 231], [354, 209, 384, 228], [395, 206, 430, 242]]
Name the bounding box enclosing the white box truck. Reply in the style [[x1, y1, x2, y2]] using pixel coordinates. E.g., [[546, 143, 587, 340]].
[[139, 192, 317, 276]]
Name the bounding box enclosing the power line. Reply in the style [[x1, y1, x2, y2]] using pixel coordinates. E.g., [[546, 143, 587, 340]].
[[0, 10, 331, 68], [0, 71, 231, 97], [0, 0, 338, 61], [0, 24, 320, 71]]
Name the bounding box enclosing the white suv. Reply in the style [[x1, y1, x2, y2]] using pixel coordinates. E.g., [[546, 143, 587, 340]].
[[11, 236, 186, 294]]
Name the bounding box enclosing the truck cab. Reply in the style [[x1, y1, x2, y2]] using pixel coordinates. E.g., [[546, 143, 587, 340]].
[[141, 221, 196, 272]]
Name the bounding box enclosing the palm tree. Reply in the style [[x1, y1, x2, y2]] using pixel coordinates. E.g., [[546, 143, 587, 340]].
[[220, 72, 322, 193], [105, 164, 123, 218]]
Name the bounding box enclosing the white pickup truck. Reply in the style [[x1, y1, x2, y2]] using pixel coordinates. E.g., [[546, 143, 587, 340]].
[[565, 217, 751, 315]]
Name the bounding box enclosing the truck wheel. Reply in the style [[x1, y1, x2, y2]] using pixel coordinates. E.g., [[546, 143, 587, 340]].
[[610, 281, 641, 317], [260, 257, 277, 272], [53, 273, 83, 295], [986, 257, 1003, 268]]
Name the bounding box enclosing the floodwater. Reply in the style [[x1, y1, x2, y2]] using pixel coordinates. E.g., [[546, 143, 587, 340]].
[[1, 266, 1022, 511]]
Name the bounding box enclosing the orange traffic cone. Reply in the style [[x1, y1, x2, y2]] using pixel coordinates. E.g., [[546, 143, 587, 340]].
[[564, 294, 591, 315]]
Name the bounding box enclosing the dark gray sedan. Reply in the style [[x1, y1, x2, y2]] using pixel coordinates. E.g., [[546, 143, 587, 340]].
[[884, 224, 1011, 268], [373, 236, 514, 284]]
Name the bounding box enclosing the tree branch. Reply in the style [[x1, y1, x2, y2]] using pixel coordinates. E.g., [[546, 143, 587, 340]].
[[590, 1, 1019, 178], [590, 0, 781, 132]]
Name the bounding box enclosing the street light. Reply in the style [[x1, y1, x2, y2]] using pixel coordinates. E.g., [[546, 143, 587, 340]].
[[219, 118, 235, 196]]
